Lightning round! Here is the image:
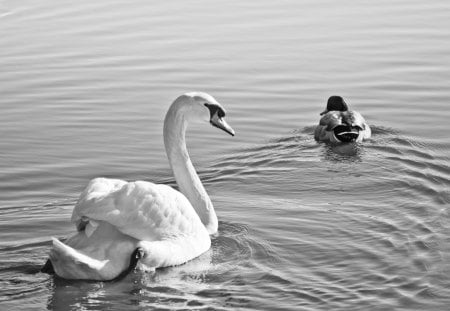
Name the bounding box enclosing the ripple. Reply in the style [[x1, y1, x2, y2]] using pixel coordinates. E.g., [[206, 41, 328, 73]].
[[2, 0, 450, 309]]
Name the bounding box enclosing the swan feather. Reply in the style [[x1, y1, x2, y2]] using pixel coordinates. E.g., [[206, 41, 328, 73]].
[[72, 178, 204, 241]]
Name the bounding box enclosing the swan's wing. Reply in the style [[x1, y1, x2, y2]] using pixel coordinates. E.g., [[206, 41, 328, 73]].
[[319, 111, 343, 130], [71, 178, 203, 241]]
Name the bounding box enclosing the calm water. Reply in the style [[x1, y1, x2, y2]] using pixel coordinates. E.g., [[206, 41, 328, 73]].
[[1, 0, 450, 310]]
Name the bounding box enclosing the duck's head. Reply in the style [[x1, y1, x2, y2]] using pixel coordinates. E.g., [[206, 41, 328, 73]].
[[320, 96, 349, 115]]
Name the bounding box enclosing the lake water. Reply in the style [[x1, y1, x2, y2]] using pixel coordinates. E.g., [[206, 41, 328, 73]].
[[1, 0, 450, 310]]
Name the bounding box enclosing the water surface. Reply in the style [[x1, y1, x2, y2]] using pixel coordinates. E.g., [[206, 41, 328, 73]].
[[1, 0, 450, 310]]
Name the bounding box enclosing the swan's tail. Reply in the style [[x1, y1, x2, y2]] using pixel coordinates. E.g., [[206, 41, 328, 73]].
[[47, 237, 111, 280], [42, 221, 139, 280]]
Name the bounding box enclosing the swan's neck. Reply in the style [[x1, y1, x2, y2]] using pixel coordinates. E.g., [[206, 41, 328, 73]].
[[163, 100, 218, 234]]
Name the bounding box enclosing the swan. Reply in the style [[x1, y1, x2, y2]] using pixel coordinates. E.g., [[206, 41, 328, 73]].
[[314, 95, 371, 143], [41, 92, 235, 280]]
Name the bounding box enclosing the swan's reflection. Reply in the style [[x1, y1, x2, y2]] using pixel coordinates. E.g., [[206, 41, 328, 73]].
[[46, 222, 254, 310], [47, 248, 213, 310]]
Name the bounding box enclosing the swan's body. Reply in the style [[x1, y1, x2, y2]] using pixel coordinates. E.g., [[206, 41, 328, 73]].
[[43, 92, 234, 280], [314, 96, 371, 143]]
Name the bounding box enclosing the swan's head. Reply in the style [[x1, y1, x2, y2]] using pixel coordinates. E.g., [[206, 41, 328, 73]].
[[320, 96, 349, 115], [182, 92, 235, 136]]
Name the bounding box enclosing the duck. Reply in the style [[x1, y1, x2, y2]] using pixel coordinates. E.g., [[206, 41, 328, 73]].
[[314, 96, 371, 143], [41, 92, 235, 281]]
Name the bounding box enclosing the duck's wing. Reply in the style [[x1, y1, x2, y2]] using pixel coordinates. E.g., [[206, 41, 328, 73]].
[[342, 111, 371, 140], [319, 111, 343, 130], [341, 111, 367, 129], [71, 178, 203, 241]]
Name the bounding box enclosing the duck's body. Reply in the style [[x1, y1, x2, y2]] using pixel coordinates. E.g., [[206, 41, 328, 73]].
[[314, 96, 371, 143], [43, 92, 234, 281]]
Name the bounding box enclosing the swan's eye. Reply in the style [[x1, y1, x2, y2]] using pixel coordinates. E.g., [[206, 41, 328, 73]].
[[204, 103, 226, 119]]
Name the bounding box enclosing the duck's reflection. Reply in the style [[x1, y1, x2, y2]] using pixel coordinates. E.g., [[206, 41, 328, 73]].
[[322, 142, 364, 162]]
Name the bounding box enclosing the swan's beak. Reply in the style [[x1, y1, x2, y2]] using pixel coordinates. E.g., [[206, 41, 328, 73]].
[[210, 114, 235, 136]]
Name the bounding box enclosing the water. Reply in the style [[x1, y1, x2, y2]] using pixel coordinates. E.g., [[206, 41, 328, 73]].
[[1, 0, 450, 310]]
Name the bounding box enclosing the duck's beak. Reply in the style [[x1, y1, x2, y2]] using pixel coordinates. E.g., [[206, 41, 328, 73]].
[[210, 113, 235, 136]]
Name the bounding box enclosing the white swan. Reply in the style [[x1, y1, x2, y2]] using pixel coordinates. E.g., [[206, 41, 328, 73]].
[[314, 96, 371, 143], [42, 92, 235, 280]]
